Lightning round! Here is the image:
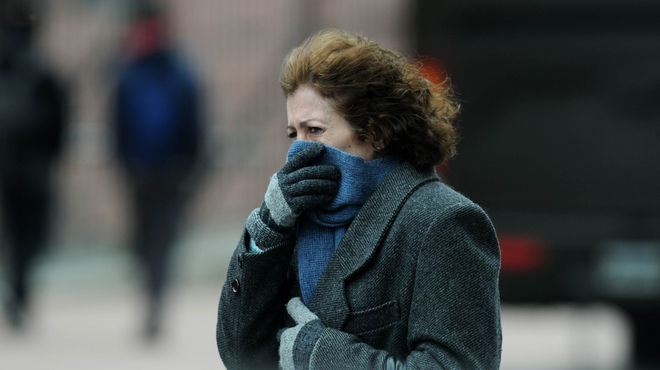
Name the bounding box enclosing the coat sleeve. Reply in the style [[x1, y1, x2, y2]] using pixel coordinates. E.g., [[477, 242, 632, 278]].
[[216, 210, 297, 369], [297, 203, 502, 369]]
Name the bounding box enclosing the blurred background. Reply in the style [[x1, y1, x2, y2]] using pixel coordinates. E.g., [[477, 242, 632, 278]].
[[0, 0, 658, 369]]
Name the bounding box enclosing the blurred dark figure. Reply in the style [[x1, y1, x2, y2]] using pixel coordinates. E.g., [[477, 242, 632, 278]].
[[113, 1, 202, 340], [0, 0, 67, 331]]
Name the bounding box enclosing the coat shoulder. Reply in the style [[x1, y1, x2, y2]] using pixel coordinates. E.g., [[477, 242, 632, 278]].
[[390, 177, 498, 258], [399, 179, 490, 225]]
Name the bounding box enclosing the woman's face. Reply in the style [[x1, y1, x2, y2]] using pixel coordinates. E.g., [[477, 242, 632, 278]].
[[286, 85, 377, 161]]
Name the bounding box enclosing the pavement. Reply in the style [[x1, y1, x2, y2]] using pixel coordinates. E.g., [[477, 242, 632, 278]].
[[1, 227, 238, 370], [1, 226, 633, 370], [1, 285, 225, 370]]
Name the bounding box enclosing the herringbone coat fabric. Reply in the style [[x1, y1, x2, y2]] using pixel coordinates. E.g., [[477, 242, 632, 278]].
[[217, 162, 502, 369]]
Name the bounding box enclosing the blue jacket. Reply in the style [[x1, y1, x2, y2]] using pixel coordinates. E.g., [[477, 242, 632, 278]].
[[114, 50, 200, 172]]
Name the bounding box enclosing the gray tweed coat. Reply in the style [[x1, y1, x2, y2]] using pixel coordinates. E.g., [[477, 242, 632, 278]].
[[216, 162, 502, 369]]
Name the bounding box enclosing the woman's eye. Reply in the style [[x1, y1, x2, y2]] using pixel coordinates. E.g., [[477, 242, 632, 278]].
[[308, 127, 323, 135], [287, 131, 297, 139]]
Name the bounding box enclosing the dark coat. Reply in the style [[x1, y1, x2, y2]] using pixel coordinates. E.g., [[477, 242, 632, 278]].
[[217, 162, 502, 369]]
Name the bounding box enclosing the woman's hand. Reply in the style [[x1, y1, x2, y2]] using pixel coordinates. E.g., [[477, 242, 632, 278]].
[[278, 297, 325, 370], [260, 143, 340, 232]]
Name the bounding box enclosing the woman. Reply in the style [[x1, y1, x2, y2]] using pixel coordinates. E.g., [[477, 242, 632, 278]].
[[217, 29, 501, 369]]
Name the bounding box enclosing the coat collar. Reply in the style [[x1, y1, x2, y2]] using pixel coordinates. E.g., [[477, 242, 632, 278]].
[[309, 162, 439, 329]]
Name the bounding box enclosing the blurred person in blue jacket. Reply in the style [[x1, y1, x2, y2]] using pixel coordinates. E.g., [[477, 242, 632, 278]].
[[0, 0, 68, 331], [113, 1, 203, 340]]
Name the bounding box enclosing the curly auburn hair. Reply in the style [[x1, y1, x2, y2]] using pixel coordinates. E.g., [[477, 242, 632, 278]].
[[280, 29, 459, 171]]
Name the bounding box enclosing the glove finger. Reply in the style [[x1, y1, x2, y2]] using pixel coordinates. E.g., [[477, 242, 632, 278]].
[[278, 325, 301, 370], [285, 165, 340, 184], [281, 143, 325, 174], [286, 297, 318, 324], [287, 179, 339, 197], [289, 195, 334, 212]]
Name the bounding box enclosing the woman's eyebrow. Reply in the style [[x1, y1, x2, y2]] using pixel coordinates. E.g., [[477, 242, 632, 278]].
[[301, 119, 327, 127], [288, 120, 321, 129]]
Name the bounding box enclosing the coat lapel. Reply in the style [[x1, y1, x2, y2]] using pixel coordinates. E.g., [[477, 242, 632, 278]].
[[309, 162, 439, 329]]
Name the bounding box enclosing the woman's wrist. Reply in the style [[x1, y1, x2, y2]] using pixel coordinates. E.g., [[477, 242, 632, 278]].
[[246, 208, 295, 250]]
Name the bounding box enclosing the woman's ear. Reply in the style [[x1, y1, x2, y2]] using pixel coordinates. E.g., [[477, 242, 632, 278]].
[[362, 130, 385, 153]]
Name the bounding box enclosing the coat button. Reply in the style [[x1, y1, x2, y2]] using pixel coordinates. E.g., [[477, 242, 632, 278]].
[[231, 279, 240, 295], [237, 253, 244, 268]]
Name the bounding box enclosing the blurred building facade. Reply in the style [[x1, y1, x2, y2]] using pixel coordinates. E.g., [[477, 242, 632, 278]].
[[32, 0, 410, 250]]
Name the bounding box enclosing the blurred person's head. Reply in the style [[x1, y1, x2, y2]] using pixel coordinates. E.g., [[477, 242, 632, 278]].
[[123, 0, 169, 59], [0, 0, 38, 55], [280, 29, 459, 170]]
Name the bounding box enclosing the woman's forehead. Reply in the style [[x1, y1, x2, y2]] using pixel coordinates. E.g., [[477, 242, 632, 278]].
[[287, 86, 336, 122]]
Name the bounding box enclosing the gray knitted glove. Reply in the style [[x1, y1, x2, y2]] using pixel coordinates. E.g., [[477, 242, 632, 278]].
[[260, 143, 340, 232], [279, 297, 326, 370]]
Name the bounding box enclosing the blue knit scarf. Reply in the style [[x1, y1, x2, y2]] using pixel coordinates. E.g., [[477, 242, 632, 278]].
[[287, 141, 400, 306]]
